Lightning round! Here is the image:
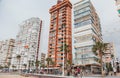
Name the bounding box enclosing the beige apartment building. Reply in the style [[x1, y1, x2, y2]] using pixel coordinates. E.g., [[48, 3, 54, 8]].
[[0, 39, 15, 67], [103, 43, 116, 63]]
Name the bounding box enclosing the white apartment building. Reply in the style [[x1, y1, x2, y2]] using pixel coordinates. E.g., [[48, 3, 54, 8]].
[[10, 17, 43, 70], [0, 39, 15, 67], [73, 0, 102, 72]]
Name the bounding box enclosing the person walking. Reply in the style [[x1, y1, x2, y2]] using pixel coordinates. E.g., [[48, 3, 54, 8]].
[[113, 67, 117, 75]]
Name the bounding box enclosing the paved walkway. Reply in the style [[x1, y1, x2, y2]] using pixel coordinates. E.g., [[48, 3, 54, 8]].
[[0, 73, 120, 78], [0, 73, 38, 78]]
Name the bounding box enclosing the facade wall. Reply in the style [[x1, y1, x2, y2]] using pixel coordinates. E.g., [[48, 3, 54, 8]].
[[74, 0, 102, 67], [0, 39, 15, 66], [10, 17, 43, 69], [48, 0, 72, 67], [41, 53, 46, 65], [103, 43, 115, 63]]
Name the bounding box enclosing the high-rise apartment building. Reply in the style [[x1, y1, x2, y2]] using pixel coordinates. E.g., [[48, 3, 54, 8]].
[[48, 0, 72, 67], [74, 0, 102, 72], [115, 0, 120, 16], [0, 39, 15, 67], [10, 17, 43, 69]]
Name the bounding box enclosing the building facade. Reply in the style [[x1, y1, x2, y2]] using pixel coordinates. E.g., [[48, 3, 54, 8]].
[[74, 0, 102, 72], [103, 43, 115, 63], [41, 53, 46, 65], [115, 0, 120, 16], [48, 0, 72, 67], [10, 17, 43, 69], [0, 39, 15, 67]]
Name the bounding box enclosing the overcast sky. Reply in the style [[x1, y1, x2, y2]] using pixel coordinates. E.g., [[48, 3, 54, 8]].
[[0, 0, 120, 57]]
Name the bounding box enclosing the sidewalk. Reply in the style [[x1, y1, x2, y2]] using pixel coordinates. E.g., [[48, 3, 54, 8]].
[[116, 73, 120, 76]]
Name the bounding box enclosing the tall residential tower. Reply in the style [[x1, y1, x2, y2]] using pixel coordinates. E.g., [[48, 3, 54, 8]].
[[74, 0, 102, 72], [0, 39, 15, 67], [48, 0, 72, 67], [10, 17, 43, 69]]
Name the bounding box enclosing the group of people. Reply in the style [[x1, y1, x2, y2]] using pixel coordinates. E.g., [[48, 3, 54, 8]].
[[64, 67, 90, 77]]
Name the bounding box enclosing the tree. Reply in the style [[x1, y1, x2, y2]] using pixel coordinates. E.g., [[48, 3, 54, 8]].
[[12, 65, 16, 70], [60, 43, 70, 69], [92, 41, 108, 76], [0, 65, 3, 69], [35, 60, 40, 73], [46, 57, 52, 73], [16, 55, 21, 70], [41, 64, 45, 69], [23, 64, 27, 70], [4, 65, 9, 68], [7, 62, 11, 71], [31, 60, 34, 68], [7, 62, 11, 67], [106, 62, 113, 72], [51, 61, 55, 67], [111, 54, 114, 59]]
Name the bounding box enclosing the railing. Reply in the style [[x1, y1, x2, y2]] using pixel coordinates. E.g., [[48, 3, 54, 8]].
[[26, 73, 67, 78]]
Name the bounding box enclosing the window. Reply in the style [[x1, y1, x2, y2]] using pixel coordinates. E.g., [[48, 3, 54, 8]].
[[74, 19, 91, 28]]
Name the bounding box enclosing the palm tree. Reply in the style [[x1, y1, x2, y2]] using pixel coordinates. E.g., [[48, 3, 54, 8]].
[[92, 41, 108, 76], [12, 65, 16, 70], [41, 64, 45, 69], [111, 54, 114, 59], [60, 43, 70, 68], [28, 60, 31, 72], [31, 60, 34, 68], [51, 61, 55, 67], [23, 64, 27, 70], [7, 62, 11, 72], [4, 65, 9, 68], [16, 55, 21, 70], [35, 60, 40, 73], [46, 57, 52, 73], [0, 65, 3, 69], [66, 60, 71, 66]]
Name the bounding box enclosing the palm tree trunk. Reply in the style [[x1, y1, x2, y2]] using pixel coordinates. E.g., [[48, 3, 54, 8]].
[[100, 52, 103, 77], [47, 62, 49, 74], [36, 64, 39, 73], [18, 60, 20, 73]]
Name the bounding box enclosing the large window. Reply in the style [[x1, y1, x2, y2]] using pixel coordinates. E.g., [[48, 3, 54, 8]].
[[74, 6, 90, 16], [74, 10, 90, 19], [74, 34, 92, 43], [75, 45, 92, 53], [74, 1, 90, 11], [74, 19, 91, 28]]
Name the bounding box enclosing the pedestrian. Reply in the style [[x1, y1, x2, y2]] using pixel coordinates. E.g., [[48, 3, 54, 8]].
[[77, 67, 80, 74], [113, 67, 117, 75], [85, 69, 88, 75], [117, 66, 119, 73], [74, 68, 78, 77]]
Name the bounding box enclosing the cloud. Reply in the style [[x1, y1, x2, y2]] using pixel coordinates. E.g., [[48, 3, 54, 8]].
[[0, 0, 120, 57], [103, 30, 120, 57]]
